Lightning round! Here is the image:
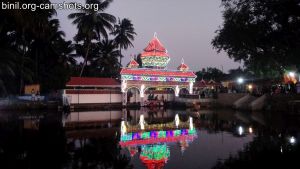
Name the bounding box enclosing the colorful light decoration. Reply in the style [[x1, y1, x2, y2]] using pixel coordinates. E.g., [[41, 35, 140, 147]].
[[140, 33, 170, 68], [141, 56, 170, 68], [120, 129, 197, 143], [121, 75, 195, 82], [120, 33, 196, 100], [177, 58, 189, 71], [140, 144, 170, 161], [127, 59, 139, 68]]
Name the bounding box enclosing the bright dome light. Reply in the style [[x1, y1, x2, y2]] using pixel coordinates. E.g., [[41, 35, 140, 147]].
[[237, 77, 244, 84], [289, 72, 295, 78]]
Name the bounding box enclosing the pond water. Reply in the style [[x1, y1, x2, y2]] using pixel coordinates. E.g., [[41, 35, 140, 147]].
[[0, 108, 299, 169]]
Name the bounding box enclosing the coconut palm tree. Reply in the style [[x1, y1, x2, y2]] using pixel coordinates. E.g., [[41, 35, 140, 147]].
[[91, 39, 121, 77], [111, 18, 136, 65], [68, 0, 116, 76]]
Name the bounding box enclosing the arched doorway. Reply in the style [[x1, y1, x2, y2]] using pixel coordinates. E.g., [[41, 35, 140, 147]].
[[179, 88, 189, 96], [143, 87, 176, 102], [126, 87, 140, 104]]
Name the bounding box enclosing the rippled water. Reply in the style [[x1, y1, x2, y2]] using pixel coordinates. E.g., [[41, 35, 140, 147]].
[[0, 108, 299, 169]]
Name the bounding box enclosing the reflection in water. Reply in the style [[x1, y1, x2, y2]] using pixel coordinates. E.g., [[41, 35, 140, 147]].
[[140, 144, 170, 169], [120, 112, 197, 169], [0, 109, 299, 169]]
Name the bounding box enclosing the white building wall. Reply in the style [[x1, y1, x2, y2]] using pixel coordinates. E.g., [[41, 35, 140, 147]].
[[65, 91, 175, 104], [66, 111, 122, 122], [67, 93, 122, 104]]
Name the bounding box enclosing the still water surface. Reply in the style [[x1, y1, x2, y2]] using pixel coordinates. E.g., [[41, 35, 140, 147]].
[[0, 108, 299, 169]]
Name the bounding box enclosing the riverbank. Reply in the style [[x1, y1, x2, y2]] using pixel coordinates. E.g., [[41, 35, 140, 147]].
[[2, 93, 300, 113]]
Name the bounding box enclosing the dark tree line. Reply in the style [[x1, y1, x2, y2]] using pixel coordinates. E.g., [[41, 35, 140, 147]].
[[195, 67, 253, 82], [0, 0, 136, 96], [213, 0, 300, 78]]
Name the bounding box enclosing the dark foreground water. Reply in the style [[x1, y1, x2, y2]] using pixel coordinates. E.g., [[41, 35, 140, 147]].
[[0, 108, 300, 169]]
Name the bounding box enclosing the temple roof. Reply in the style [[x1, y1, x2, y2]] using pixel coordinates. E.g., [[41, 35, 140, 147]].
[[120, 68, 196, 78], [66, 77, 120, 87], [177, 58, 189, 71], [141, 34, 169, 57], [127, 59, 139, 68], [194, 79, 221, 87]]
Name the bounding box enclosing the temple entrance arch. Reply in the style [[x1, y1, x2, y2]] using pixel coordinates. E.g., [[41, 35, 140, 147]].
[[144, 86, 176, 102], [179, 87, 189, 96], [126, 86, 140, 104]]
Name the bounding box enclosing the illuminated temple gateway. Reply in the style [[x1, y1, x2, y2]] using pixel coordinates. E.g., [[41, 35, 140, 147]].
[[120, 33, 197, 106]]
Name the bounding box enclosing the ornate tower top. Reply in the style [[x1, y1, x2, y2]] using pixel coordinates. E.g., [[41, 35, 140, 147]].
[[140, 33, 170, 68], [177, 58, 189, 71], [127, 58, 139, 68]]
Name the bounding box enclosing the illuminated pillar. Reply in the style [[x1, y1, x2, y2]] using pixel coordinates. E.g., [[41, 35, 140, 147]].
[[122, 92, 127, 106], [121, 80, 127, 106], [121, 121, 127, 135], [189, 116, 194, 130], [175, 114, 180, 128], [140, 84, 145, 97], [139, 114, 145, 130], [121, 80, 127, 93], [189, 82, 194, 94], [140, 84, 145, 106], [175, 85, 180, 97]]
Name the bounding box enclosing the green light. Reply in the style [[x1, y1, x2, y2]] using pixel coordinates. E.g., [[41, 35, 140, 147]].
[[188, 129, 196, 135], [141, 132, 150, 139], [140, 144, 170, 160], [158, 131, 166, 138], [174, 130, 181, 136], [141, 56, 170, 68], [121, 133, 132, 141]]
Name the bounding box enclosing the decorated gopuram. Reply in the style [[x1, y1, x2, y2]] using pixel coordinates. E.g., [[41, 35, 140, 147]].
[[120, 33, 197, 106]]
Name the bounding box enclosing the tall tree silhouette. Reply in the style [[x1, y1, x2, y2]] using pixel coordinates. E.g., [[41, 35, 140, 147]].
[[111, 18, 136, 65], [68, 0, 116, 76]]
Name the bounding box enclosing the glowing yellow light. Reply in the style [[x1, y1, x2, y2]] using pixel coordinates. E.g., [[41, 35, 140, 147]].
[[249, 127, 253, 133], [248, 85, 253, 90]]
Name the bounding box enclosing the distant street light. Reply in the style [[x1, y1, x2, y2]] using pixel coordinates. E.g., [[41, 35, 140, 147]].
[[289, 136, 296, 144], [237, 77, 244, 84]]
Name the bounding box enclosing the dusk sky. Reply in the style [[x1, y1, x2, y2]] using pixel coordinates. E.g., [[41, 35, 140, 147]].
[[53, 0, 242, 72]]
